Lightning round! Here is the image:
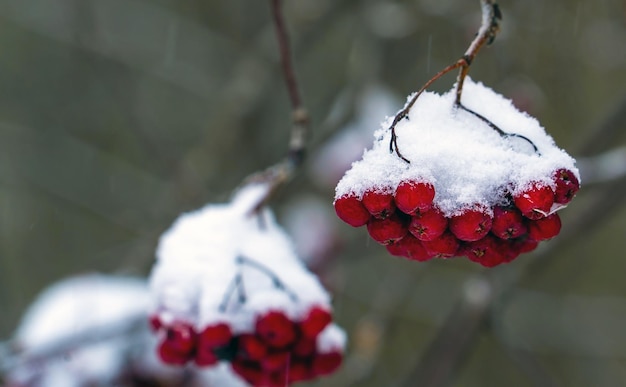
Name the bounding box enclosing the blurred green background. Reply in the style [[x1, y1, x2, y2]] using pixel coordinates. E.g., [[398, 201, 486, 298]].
[[0, 0, 625, 386]]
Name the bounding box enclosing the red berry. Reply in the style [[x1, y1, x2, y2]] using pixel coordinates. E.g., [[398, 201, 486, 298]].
[[261, 350, 291, 372], [517, 238, 539, 253], [362, 189, 396, 219], [491, 206, 527, 239], [514, 183, 554, 219], [256, 311, 297, 349], [198, 323, 232, 348], [527, 213, 561, 241], [421, 231, 460, 258], [288, 361, 312, 382], [195, 323, 232, 366], [408, 208, 448, 241], [334, 194, 370, 227], [463, 235, 506, 267], [394, 180, 435, 215], [300, 306, 332, 339], [157, 322, 196, 365], [366, 214, 408, 245], [312, 351, 343, 376], [386, 235, 431, 261], [231, 359, 264, 385], [158, 340, 191, 365], [239, 334, 268, 361], [449, 208, 493, 242], [553, 169, 580, 204], [148, 314, 162, 332], [293, 336, 316, 357]]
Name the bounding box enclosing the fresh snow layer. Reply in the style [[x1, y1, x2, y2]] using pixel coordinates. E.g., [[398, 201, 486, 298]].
[[335, 78, 579, 216]]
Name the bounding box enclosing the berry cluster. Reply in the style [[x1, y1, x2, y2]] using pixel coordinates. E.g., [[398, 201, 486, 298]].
[[151, 306, 342, 386], [149, 185, 346, 386], [334, 79, 580, 267], [335, 167, 578, 267]]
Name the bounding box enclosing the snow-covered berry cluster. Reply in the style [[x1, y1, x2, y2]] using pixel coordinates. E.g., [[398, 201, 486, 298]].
[[149, 184, 346, 386], [334, 78, 580, 267]]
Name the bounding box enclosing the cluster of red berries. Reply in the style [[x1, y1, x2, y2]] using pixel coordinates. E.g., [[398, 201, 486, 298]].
[[150, 306, 342, 386], [334, 168, 579, 267]]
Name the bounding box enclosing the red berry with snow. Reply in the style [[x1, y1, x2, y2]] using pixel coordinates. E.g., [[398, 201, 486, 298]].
[[514, 183, 554, 219], [491, 206, 527, 239], [334, 194, 371, 227], [408, 208, 448, 241], [527, 213, 562, 241], [421, 231, 460, 258], [449, 208, 493, 242], [333, 77, 579, 267], [553, 168, 580, 204], [394, 180, 435, 214], [366, 214, 408, 245], [256, 310, 297, 349], [157, 322, 196, 365], [386, 234, 431, 261], [362, 189, 396, 219]]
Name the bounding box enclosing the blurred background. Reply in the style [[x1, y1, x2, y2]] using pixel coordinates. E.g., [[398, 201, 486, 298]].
[[0, 0, 625, 386]]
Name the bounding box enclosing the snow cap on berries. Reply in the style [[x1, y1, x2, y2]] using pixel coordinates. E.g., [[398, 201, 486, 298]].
[[335, 77, 579, 216], [149, 183, 346, 381], [334, 78, 579, 266]]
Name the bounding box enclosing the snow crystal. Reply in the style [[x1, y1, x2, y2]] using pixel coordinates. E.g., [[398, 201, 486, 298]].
[[335, 78, 579, 216]]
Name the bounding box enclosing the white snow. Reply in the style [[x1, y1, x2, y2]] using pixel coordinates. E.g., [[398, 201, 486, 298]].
[[335, 78, 579, 216], [9, 274, 155, 387]]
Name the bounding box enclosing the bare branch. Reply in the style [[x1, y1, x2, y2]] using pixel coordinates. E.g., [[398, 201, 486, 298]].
[[245, 0, 310, 214]]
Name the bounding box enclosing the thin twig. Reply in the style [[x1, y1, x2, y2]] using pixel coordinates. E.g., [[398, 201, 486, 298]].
[[388, 0, 501, 162], [454, 0, 501, 105], [246, 0, 310, 215], [236, 256, 298, 302], [457, 103, 539, 154]]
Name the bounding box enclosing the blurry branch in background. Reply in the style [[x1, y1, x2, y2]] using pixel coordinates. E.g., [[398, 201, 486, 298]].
[[400, 91, 626, 386], [0, 313, 146, 376], [576, 95, 626, 157], [388, 0, 501, 163], [246, 0, 310, 214], [339, 266, 428, 386], [577, 146, 626, 184]]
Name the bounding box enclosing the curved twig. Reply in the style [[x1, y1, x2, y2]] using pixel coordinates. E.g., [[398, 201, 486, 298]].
[[389, 0, 501, 162], [456, 103, 540, 154]]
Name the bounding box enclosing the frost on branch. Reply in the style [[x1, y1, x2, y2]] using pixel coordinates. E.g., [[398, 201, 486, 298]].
[[334, 78, 580, 267], [149, 184, 346, 386]]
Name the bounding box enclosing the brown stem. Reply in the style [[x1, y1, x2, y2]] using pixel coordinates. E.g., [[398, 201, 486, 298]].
[[455, 0, 501, 104], [389, 0, 501, 162], [270, 0, 309, 167], [244, 0, 310, 215]]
